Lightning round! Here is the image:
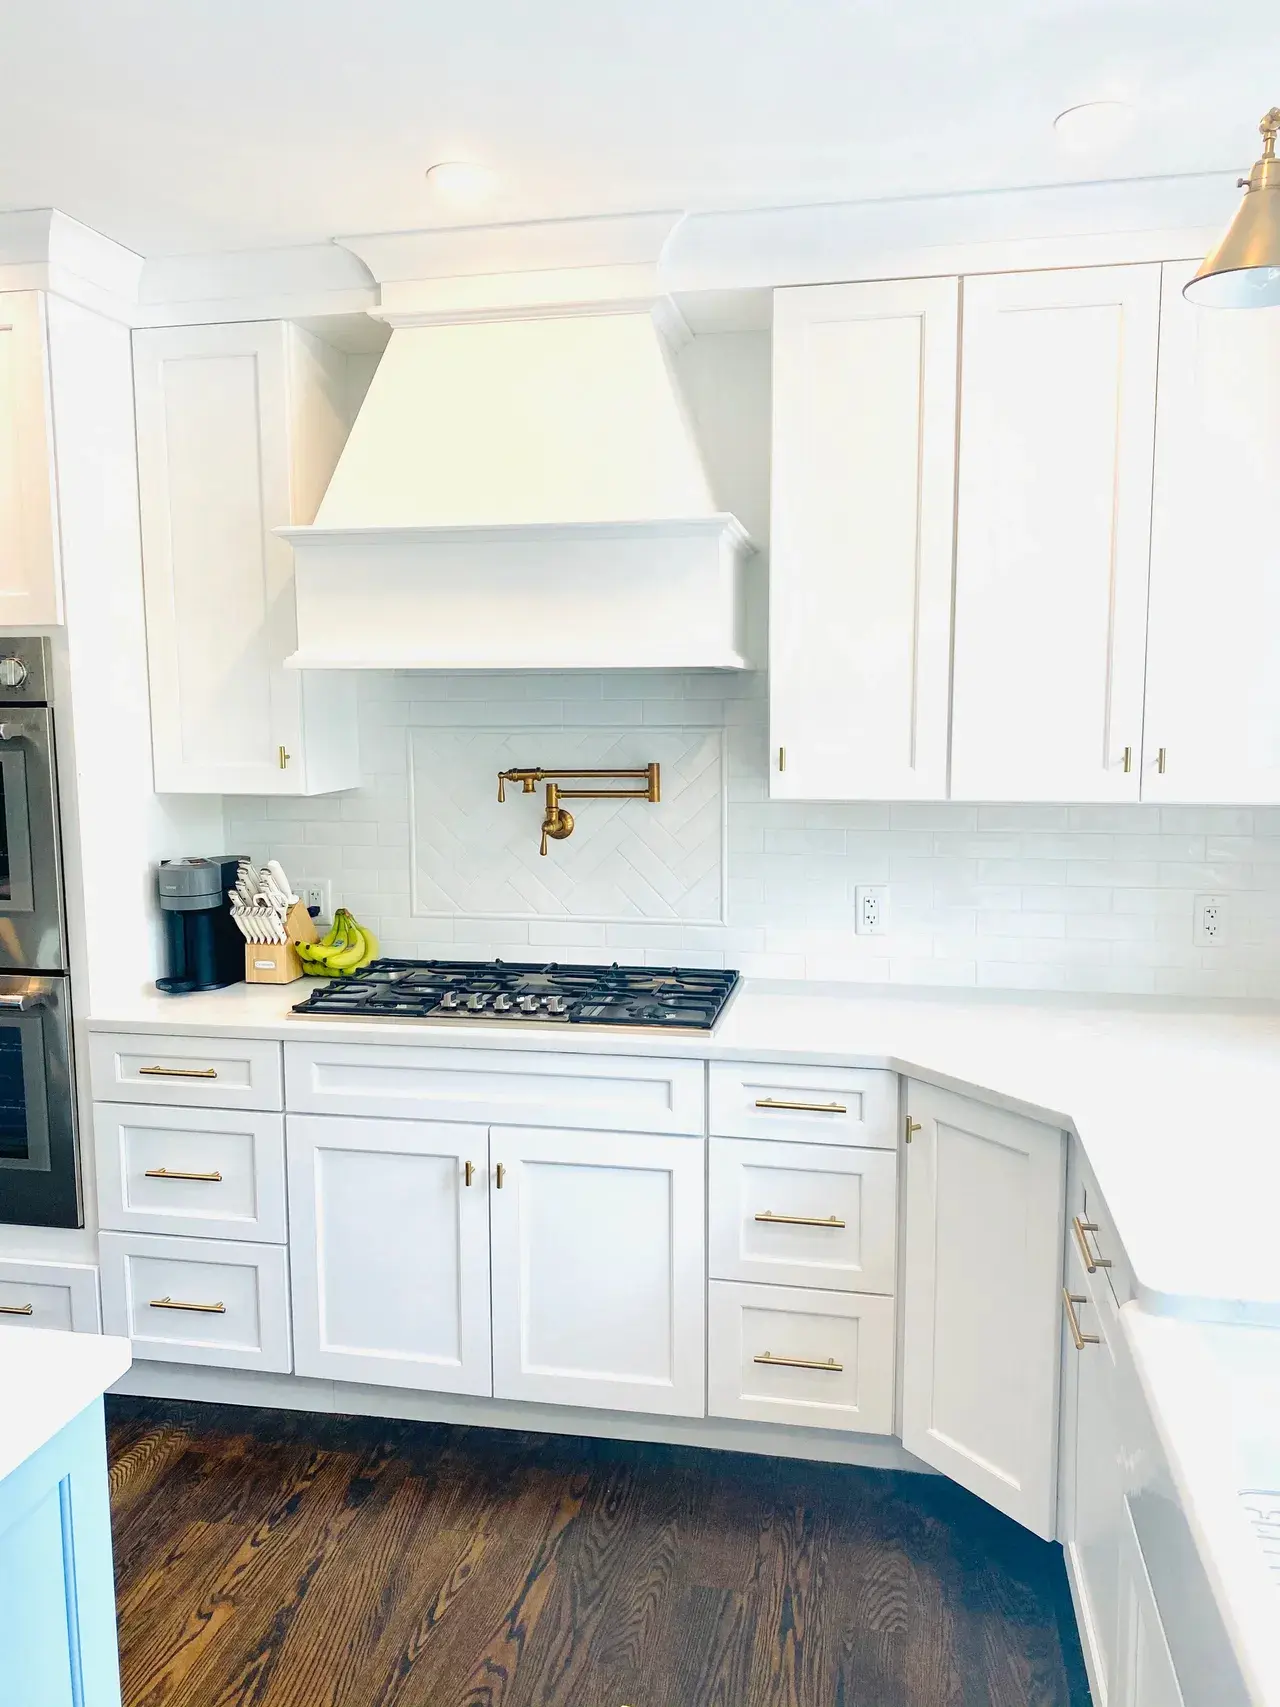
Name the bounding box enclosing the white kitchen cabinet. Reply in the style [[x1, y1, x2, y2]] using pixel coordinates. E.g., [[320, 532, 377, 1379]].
[[0, 292, 60, 624], [489, 1126, 705, 1417], [133, 320, 360, 794], [1115, 1503, 1185, 1707], [286, 1114, 492, 1394], [950, 266, 1161, 802], [769, 278, 958, 800], [901, 1080, 1066, 1538], [1142, 259, 1280, 803], [0, 1258, 99, 1332], [1061, 1207, 1123, 1706]]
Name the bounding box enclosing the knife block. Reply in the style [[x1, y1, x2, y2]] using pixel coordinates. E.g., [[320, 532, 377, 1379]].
[[244, 900, 318, 985]]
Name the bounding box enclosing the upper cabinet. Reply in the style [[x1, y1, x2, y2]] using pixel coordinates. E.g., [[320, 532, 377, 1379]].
[[1142, 260, 1280, 804], [950, 266, 1161, 803], [770, 278, 958, 799], [0, 292, 62, 625], [133, 321, 361, 795]]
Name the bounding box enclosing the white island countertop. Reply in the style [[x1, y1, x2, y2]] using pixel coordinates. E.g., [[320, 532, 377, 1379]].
[[91, 979, 1280, 1323], [0, 1326, 132, 1482]]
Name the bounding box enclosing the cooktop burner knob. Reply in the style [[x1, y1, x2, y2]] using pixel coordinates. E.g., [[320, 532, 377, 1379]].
[[517, 995, 539, 1012], [466, 993, 487, 1010], [493, 994, 512, 1011], [545, 995, 569, 1014], [440, 990, 460, 1008]]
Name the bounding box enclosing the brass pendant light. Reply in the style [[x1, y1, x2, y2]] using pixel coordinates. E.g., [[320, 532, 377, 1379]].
[[1185, 107, 1280, 306]]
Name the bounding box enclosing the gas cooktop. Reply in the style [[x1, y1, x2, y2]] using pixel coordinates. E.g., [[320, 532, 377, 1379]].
[[289, 959, 740, 1032]]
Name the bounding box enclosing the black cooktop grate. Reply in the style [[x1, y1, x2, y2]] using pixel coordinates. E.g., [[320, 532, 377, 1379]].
[[290, 959, 740, 1031]]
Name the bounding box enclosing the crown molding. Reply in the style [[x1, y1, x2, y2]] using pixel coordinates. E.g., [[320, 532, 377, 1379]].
[[132, 241, 377, 327], [0, 209, 143, 320]]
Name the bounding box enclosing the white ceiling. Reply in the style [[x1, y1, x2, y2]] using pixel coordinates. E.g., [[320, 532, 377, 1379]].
[[2, 0, 1276, 259]]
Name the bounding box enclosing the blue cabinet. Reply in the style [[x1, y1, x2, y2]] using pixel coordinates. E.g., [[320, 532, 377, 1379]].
[[0, 1398, 121, 1707]]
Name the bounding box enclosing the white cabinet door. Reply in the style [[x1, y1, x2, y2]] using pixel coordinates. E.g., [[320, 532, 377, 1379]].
[[287, 1114, 492, 1394], [133, 321, 358, 795], [1061, 1220, 1123, 1706], [1143, 259, 1280, 803], [951, 266, 1160, 802], [1115, 1503, 1185, 1707], [490, 1127, 705, 1417], [901, 1080, 1065, 1538], [770, 278, 958, 800], [0, 291, 59, 624]]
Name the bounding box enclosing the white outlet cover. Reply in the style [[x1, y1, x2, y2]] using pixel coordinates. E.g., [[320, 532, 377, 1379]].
[[856, 885, 889, 936], [1193, 894, 1228, 947]]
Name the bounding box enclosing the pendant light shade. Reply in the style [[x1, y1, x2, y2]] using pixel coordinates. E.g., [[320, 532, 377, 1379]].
[[1185, 107, 1280, 306]]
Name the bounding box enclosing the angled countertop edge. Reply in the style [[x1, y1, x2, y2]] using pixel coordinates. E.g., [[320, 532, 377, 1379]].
[[0, 1326, 133, 1483]]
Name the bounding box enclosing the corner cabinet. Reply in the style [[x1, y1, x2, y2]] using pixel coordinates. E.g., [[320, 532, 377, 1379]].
[[0, 291, 62, 624], [901, 1079, 1066, 1539], [133, 321, 361, 795], [769, 277, 958, 800]]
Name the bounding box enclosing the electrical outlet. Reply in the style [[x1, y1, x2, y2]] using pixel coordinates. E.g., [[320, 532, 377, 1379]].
[[303, 880, 332, 922], [1194, 894, 1227, 946], [856, 885, 889, 936]]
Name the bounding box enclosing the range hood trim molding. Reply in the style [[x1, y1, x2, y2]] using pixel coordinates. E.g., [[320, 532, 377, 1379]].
[[276, 513, 751, 550]]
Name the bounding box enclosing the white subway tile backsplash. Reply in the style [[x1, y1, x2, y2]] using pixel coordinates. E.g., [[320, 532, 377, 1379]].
[[221, 669, 1280, 997]]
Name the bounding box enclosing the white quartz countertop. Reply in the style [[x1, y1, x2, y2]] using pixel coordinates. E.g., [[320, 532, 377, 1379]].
[[1124, 1310, 1280, 1707], [91, 979, 1280, 1321], [0, 1326, 132, 1482]]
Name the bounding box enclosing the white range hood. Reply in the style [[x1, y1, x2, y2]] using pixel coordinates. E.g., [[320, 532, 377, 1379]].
[[279, 307, 755, 670]]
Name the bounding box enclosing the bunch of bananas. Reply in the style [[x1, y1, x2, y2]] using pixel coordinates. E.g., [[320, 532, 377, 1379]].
[[297, 908, 380, 978]]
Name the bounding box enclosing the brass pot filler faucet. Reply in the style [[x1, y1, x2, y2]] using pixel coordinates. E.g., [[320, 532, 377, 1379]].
[[497, 764, 661, 855]]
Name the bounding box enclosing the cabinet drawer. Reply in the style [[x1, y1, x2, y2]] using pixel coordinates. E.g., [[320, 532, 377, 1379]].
[[709, 1062, 896, 1148], [90, 1032, 283, 1112], [709, 1137, 896, 1293], [1069, 1142, 1133, 1319], [95, 1104, 286, 1242], [98, 1232, 291, 1371], [285, 1042, 705, 1134], [708, 1280, 895, 1434], [0, 1259, 100, 1332]]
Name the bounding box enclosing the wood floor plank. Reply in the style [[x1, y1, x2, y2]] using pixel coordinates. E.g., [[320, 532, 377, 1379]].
[[108, 1398, 1091, 1707]]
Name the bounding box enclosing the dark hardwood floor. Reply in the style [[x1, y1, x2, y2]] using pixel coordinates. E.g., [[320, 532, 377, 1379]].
[[106, 1396, 1091, 1707]]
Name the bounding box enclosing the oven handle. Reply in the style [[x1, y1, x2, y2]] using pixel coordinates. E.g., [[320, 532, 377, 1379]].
[[0, 991, 44, 1011]]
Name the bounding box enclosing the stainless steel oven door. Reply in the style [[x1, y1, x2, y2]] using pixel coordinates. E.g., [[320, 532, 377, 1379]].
[[0, 973, 79, 1227], [0, 705, 65, 970]]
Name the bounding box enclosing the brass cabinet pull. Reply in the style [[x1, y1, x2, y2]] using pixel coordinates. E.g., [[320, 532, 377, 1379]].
[[495, 1163, 506, 1189], [148, 1295, 226, 1314], [144, 1167, 223, 1183], [1063, 1290, 1099, 1351], [905, 1116, 921, 1143], [464, 1160, 475, 1187], [1122, 745, 1133, 773], [0, 1302, 33, 1315], [754, 1351, 844, 1373], [778, 746, 786, 772], [279, 746, 290, 769], [138, 1065, 218, 1080], [1072, 1215, 1112, 1273], [754, 1211, 846, 1229], [754, 1097, 847, 1115], [1157, 747, 1167, 774]]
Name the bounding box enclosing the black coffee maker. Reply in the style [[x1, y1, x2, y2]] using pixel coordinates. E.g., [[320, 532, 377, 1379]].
[[156, 856, 246, 994]]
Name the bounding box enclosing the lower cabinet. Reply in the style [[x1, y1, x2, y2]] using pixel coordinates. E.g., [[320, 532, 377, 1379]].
[[901, 1080, 1066, 1539], [1115, 1502, 1185, 1707], [99, 1230, 291, 1372], [0, 1259, 100, 1332], [707, 1280, 894, 1433], [489, 1127, 706, 1417], [287, 1114, 492, 1394], [1060, 1183, 1124, 1704], [284, 1116, 707, 1417]]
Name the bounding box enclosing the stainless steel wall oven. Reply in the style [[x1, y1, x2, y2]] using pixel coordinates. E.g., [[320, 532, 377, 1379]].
[[0, 638, 79, 1227]]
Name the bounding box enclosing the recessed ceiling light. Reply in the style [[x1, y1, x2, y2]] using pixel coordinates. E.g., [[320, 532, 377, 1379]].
[[424, 160, 498, 205], [1052, 100, 1139, 157]]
